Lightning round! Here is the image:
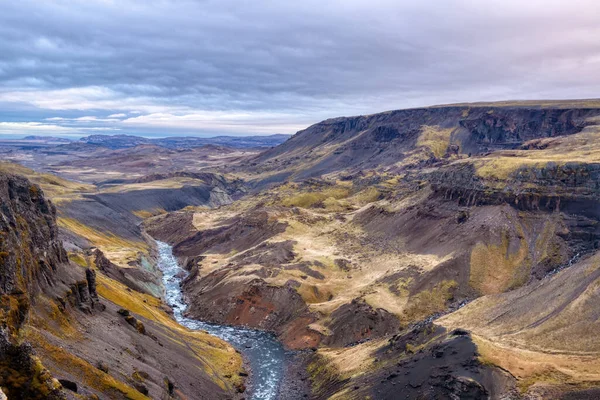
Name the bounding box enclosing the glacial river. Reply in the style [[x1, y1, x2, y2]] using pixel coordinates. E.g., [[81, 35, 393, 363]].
[[156, 241, 285, 400]]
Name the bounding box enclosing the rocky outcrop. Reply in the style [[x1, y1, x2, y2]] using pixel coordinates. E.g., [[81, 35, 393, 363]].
[[0, 174, 68, 307], [458, 108, 595, 151], [430, 161, 600, 213], [92, 248, 161, 296], [362, 325, 515, 400], [0, 330, 65, 400], [85, 268, 98, 301], [183, 272, 321, 349], [429, 160, 600, 260], [0, 173, 77, 398], [310, 324, 516, 400], [144, 211, 197, 244], [323, 298, 401, 347]]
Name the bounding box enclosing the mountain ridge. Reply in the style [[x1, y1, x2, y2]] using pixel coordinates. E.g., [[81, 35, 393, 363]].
[[243, 102, 600, 185]]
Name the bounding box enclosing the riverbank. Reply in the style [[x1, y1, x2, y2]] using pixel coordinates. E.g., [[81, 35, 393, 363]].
[[155, 240, 288, 400], [279, 351, 313, 399]]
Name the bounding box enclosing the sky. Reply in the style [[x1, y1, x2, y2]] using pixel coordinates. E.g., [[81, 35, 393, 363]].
[[1, 0, 599, 138]]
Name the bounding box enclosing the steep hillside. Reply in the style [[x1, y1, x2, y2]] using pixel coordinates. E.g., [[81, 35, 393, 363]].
[[243, 102, 600, 184], [0, 162, 244, 299], [438, 251, 600, 398], [0, 172, 244, 399]]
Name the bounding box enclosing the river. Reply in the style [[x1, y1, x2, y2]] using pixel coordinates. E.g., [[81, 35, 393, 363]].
[[156, 241, 286, 400]]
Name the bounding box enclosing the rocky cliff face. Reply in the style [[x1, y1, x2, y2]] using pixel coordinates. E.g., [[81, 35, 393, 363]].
[[427, 154, 600, 267], [0, 172, 245, 399], [0, 174, 68, 305], [0, 173, 86, 399], [243, 105, 600, 183]]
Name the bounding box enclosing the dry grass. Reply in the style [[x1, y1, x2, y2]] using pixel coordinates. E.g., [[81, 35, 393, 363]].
[[67, 252, 89, 267], [315, 338, 387, 378], [468, 129, 600, 181], [196, 193, 458, 325], [132, 209, 166, 219], [0, 161, 95, 200], [402, 280, 457, 322], [469, 230, 531, 295], [95, 275, 243, 388], [350, 187, 381, 205], [57, 217, 148, 267], [281, 192, 328, 208], [29, 295, 82, 340], [24, 329, 150, 400], [280, 186, 351, 208], [100, 177, 205, 193], [417, 125, 455, 158], [437, 252, 600, 394], [473, 335, 600, 393], [474, 157, 543, 180]]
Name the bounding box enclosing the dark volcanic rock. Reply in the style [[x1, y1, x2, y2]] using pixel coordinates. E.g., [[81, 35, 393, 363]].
[[0, 330, 66, 400], [341, 324, 517, 400], [85, 268, 98, 301], [144, 211, 197, 245], [324, 298, 401, 347], [58, 380, 77, 393], [0, 173, 72, 399], [232, 240, 297, 267], [278, 351, 314, 399], [0, 173, 68, 302]]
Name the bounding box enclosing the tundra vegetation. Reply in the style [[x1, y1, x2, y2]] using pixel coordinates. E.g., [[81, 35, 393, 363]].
[[4, 102, 600, 398]]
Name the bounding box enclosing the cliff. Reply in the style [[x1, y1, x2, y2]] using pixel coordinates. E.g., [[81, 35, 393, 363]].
[[243, 103, 600, 184], [0, 173, 245, 399], [0, 173, 81, 399]]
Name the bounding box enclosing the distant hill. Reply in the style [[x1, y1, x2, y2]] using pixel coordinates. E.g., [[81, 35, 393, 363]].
[[23, 135, 72, 143], [79, 134, 290, 149]]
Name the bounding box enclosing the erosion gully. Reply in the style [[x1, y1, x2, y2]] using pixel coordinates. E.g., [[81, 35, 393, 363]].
[[156, 241, 286, 400]]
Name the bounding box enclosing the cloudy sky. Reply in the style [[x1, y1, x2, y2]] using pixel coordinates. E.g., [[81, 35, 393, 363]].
[[1, 0, 599, 138]]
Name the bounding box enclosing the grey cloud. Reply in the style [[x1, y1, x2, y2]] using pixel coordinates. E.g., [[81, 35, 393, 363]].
[[0, 0, 600, 136]]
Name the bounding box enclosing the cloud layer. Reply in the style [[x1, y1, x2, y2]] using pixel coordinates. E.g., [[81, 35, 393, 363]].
[[1, 0, 599, 136]]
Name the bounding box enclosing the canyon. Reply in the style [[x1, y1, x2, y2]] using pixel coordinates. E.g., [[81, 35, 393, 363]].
[[3, 100, 600, 399]]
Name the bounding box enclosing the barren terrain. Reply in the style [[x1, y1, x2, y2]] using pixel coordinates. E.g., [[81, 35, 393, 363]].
[[4, 102, 600, 398]]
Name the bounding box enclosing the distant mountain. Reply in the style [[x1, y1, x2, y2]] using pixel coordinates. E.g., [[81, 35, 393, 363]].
[[79, 134, 290, 149], [22, 135, 72, 143]]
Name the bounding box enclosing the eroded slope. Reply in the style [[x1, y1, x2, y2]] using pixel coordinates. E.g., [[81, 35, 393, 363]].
[[0, 172, 244, 399], [146, 101, 600, 399]]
